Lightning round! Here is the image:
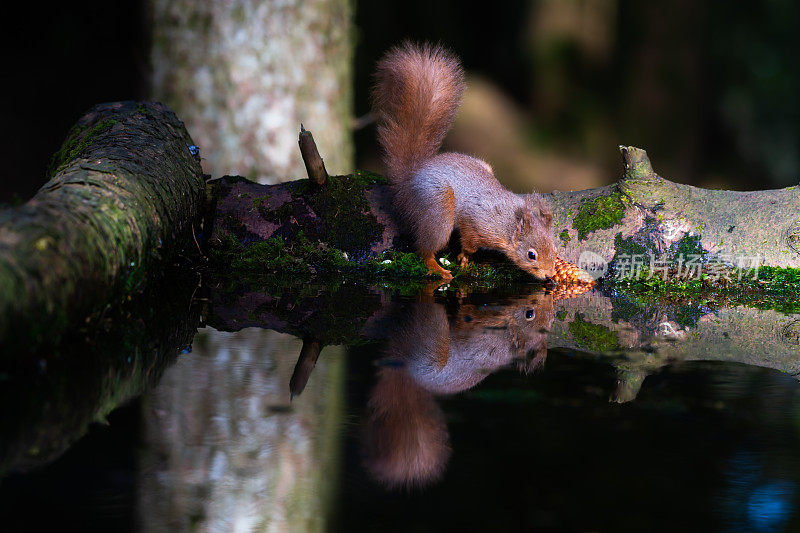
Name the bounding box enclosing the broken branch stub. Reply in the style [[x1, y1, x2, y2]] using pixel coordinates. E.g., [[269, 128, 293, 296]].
[[298, 126, 329, 186]]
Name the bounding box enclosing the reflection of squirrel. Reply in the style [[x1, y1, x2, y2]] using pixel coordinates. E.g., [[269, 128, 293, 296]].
[[362, 290, 554, 489], [402, 292, 553, 394], [372, 42, 556, 281]]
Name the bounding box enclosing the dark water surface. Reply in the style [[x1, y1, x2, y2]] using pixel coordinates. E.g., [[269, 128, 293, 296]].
[[2, 283, 800, 532]]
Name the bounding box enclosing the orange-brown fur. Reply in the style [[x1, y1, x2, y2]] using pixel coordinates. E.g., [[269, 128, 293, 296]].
[[372, 42, 556, 281]]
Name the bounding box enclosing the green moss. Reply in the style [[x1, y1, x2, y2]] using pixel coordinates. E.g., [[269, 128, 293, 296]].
[[209, 233, 546, 296], [614, 233, 648, 256], [47, 118, 118, 178], [257, 199, 299, 223], [448, 254, 542, 288], [612, 233, 650, 264], [368, 251, 428, 278], [610, 265, 800, 314], [293, 173, 385, 259], [670, 234, 707, 262], [350, 169, 388, 186], [558, 229, 571, 243], [209, 233, 428, 294], [555, 310, 568, 321], [572, 191, 626, 240], [568, 312, 620, 352]]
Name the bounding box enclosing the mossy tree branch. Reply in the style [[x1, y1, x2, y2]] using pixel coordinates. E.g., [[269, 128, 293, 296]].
[[0, 101, 205, 349]]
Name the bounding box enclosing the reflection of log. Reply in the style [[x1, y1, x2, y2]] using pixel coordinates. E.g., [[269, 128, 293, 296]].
[[0, 101, 204, 348], [0, 274, 200, 476], [207, 141, 800, 269], [207, 282, 393, 345], [206, 281, 800, 405], [549, 290, 800, 402]]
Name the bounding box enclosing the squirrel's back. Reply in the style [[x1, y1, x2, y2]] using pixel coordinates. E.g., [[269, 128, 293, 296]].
[[372, 42, 465, 181]]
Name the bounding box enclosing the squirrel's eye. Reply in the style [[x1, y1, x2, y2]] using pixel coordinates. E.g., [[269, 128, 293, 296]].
[[527, 249, 537, 261], [525, 309, 535, 320]]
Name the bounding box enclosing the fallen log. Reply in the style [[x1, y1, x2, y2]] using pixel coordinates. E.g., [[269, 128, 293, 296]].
[[206, 133, 800, 280], [0, 101, 204, 349]]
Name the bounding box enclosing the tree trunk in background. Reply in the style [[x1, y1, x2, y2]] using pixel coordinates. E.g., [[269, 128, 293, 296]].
[[144, 2, 354, 529], [149, 0, 353, 183]]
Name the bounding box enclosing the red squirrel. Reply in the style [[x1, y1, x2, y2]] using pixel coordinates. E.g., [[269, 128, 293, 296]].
[[372, 42, 557, 281]]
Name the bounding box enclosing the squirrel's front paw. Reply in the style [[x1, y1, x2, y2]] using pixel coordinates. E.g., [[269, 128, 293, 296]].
[[429, 266, 453, 281], [422, 254, 453, 280]]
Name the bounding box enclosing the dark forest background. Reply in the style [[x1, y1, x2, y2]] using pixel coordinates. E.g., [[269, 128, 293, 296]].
[[0, 0, 797, 202]]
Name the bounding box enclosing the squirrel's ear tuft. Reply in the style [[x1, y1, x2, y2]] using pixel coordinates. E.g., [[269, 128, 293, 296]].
[[539, 206, 553, 228], [514, 206, 530, 230], [512, 207, 527, 242], [527, 195, 553, 228]]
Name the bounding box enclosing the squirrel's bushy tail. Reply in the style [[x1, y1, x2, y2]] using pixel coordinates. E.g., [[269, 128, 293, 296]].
[[372, 42, 465, 181]]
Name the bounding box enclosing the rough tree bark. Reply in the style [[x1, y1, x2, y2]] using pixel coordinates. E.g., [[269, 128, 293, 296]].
[[0, 101, 204, 348], [149, 0, 353, 184]]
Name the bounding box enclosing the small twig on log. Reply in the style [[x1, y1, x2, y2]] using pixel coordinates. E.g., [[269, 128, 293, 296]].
[[298, 124, 328, 186], [619, 145, 655, 180]]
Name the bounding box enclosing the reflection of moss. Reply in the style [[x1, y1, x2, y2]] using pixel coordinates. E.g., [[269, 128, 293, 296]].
[[572, 192, 625, 240], [559, 229, 571, 243], [610, 289, 709, 330], [568, 313, 620, 352], [673, 305, 706, 328], [556, 310, 568, 321]]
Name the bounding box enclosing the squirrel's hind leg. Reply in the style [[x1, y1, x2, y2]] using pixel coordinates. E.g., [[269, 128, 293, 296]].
[[412, 185, 455, 280], [456, 220, 480, 267]]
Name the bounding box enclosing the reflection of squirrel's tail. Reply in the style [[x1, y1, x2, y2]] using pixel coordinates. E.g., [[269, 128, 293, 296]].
[[362, 368, 450, 489], [372, 41, 465, 181]]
